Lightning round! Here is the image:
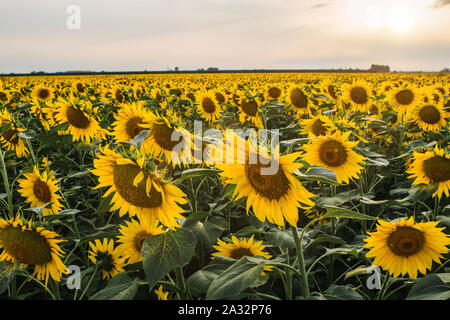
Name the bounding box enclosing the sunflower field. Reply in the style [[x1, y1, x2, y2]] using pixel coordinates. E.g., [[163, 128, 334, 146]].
[[0, 72, 449, 301]]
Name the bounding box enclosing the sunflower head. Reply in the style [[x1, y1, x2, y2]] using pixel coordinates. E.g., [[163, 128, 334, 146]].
[[364, 217, 450, 278], [0, 215, 68, 286]]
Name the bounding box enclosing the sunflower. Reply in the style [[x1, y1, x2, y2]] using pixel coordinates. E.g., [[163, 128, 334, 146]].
[[195, 91, 223, 122], [411, 102, 447, 132], [212, 235, 272, 273], [111, 86, 126, 104], [0, 88, 11, 104], [388, 84, 421, 114], [140, 113, 192, 166], [300, 115, 335, 137], [212, 235, 271, 260], [54, 98, 105, 142], [17, 166, 63, 215], [0, 111, 29, 158], [342, 80, 373, 112], [238, 96, 263, 127], [301, 131, 365, 184], [116, 218, 165, 264], [320, 81, 340, 103], [216, 139, 315, 227], [32, 85, 54, 103], [286, 84, 310, 115], [90, 146, 188, 229], [406, 146, 450, 198], [112, 102, 152, 143], [264, 84, 283, 101], [0, 215, 68, 286], [88, 238, 126, 280], [363, 217, 450, 279]]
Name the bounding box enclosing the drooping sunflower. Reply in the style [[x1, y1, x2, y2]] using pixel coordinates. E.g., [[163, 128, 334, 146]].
[[111, 86, 126, 104], [0, 215, 68, 286], [90, 146, 188, 229], [286, 84, 311, 115], [406, 146, 450, 198], [116, 218, 165, 264], [216, 139, 315, 227], [88, 238, 126, 280], [388, 84, 421, 114], [301, 131, 366, 184], [195, 91, 223, 122], [320, 81, 340, 104], [364, 217, 450, 279], [32, 85, 54, 103], [410, 102, 447, 132], [342, 80, 373, 112], [54, 98, 105, 143], [17, 166, 63, 216]]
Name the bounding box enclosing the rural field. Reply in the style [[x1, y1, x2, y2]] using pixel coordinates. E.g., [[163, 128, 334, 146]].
[[0, 72, 448, 301]]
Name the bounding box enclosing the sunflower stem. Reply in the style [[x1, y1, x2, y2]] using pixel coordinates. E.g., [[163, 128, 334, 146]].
[[290, 225, 309, 298], [0, 148, 13, 217], [175, 266, 188, 299], [433, 196, 440, 220], [79, 264, 100, 300]]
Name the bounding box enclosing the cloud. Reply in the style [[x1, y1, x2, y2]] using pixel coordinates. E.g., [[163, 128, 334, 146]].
[[430, 0, 450, 8], [309, 3, 328, 9]]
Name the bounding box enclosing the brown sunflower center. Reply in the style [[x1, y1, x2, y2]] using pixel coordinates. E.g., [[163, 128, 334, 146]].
[[312, 119, 327, 136], [318, 139, 347, 167], [229, 247, 254, 259], [241, 99, 258, 117], [134, 231, 152, 252], [0, 226, 52, 265], [201, 97, 216, 114], [387, 226, 425, 257], [290, 88, 308, 109], [113, 164, 163, 208], [33, 179, 52, 203], [152, 122, 183, 151], [395, 89, 414, 105], [66, 106, 91, 129], [245, 160, 290, 200], [350, 87, 368, 104], [2, 128, 19, 145], [37, 88, 50, 100], [126, 117, 145, 139], [418, 105, 441, 124], [0, 91, 7, 100], [268, 87, 281, 99], [328, 85, 336, 98], [76, 83, 85, 93], [115, 89, 124, 103], [422, 156, 450, 182], [96, 252, 115, 272], [215, 92, 226, 104]]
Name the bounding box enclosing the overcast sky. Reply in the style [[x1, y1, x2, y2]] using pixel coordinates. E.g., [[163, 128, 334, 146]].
[[0, 0, 449, 73]]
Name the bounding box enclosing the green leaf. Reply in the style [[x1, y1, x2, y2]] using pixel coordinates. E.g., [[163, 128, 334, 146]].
[[141, 228, 197, 291], [205, 256, 266, 300], [24, 202, 53, 216], [406, 273, 450, 300], [94, 193, 114, 215], [323, 206, 377, 220], [186, 270, 219, 297], [89, 273, 140, 300], [184, 216, 228, 245], [295, 167, 339, 186], [0, 261, 19, 295], [266, 228, 297, 248], [322, 285, 364, 300]]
